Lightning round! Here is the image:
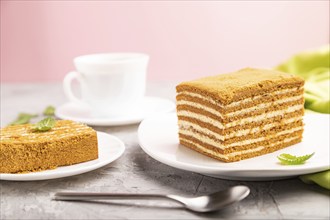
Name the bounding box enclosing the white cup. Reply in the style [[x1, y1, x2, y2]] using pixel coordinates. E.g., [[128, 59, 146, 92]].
[[63, 53, 149, 117]]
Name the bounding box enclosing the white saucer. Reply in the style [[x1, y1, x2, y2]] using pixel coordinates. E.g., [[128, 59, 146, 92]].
[[0, 132, 125, 181], [138, 113, 330, 181], [55, 96, 175, 126]]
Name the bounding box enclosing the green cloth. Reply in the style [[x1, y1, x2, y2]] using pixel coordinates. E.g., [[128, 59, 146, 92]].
[[300, 171, 330, 190], [275, 45, 330, 190], [276, 45, 330, 113]]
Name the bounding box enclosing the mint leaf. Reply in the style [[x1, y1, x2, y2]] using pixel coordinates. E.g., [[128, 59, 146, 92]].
[[9, 113, 38, 125], [43, 105, 55, 116], [277, 152, 315, 165], [33, 117, 56, 132]]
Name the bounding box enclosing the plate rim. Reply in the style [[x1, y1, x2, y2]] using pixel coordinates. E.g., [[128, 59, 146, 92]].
[[0, 132, 125, 181], [138, 113, 330, 180], [55, 96, 175, 126]]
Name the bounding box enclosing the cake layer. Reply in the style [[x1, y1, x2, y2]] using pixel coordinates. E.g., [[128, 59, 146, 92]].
[[176, 87, 304, 113], [0, 120, 98, 173], [179, 136, 302, 162], [177, 95, 304, 119], [178, 109, 304, 135], [179, 117, 303, 143], [176, 68, 304, 105], [177, 104, 304, 130], [179, 128, 303, 153]]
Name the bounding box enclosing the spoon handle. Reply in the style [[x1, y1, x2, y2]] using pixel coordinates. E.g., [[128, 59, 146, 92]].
[[54, 192, 175, 202]]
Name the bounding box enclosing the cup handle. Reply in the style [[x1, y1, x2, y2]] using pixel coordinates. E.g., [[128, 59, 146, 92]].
[[63, 71, 83, 104]]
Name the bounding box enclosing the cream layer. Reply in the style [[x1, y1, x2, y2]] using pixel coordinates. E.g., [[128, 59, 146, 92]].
[[180, 136, 299, 160], [179, 126, 302, 149], [177, 95, 303, 118], [178, 115, 302, 141], [177, 87, 303, 108], [177, 104, 303, 129]]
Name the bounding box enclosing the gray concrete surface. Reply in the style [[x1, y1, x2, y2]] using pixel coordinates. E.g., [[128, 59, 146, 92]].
[[0, 82, 329, 219]]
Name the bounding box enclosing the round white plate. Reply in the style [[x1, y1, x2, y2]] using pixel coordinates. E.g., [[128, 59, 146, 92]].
[[138, 113, 330, 181], [0, 132, 125, 181], [55, 96, 175, 126]]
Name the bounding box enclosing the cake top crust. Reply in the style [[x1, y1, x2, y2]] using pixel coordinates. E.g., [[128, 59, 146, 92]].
[[176, 68, 304, 104], [0, 120, 95, 143]]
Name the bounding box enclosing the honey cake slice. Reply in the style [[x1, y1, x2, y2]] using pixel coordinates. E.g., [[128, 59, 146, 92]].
[[176, 68, 305, 162], [0, 120, 98, 173]]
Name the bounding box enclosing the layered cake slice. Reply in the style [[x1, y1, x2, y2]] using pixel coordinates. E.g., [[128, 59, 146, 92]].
[[0, 120, 98, 173], [176, 68, 305, 162]]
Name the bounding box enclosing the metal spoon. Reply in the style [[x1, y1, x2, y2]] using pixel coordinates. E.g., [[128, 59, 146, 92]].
[[53, 185, 250, 213]]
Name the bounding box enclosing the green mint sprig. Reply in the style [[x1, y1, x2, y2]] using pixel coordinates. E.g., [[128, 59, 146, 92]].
[[9, 113, 38, 125], [8, 105, 56, 126], [43, 105, 55, 116], [32, 117, 56, 132], [277, 152, 315, 165]]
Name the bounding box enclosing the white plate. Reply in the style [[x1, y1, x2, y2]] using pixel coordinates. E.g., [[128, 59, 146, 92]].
[[55, 96, 175, 126], [0, 132, 125, 181], [138, 113, 330, 181]]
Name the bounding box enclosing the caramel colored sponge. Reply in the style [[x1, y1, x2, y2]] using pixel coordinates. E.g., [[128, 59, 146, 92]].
[[0, 120, 98, 173]]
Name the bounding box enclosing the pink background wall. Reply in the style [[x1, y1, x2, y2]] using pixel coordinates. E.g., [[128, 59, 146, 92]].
[[1, 1, 329, 82]]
